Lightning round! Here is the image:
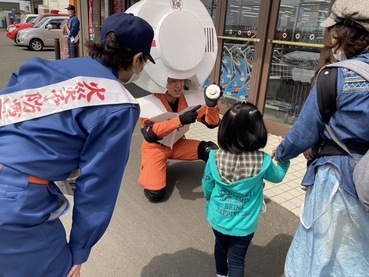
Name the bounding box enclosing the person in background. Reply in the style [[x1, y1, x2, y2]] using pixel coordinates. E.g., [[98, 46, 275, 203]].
[[138, 78, 221, 202], [0, 13, 154, 277], [202, 101, 290, 277], [275, 0, 369, 276], [65, 4, 80, 58]]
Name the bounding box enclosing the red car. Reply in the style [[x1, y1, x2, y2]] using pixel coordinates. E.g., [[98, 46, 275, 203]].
[[6, 10, 68, 43]]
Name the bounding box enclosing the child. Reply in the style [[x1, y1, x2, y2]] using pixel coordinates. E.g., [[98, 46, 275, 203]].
[[202, 101, 290, 277]]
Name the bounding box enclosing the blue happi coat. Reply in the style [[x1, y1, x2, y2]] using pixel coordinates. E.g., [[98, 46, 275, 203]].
[[0, 57, 139, 276]]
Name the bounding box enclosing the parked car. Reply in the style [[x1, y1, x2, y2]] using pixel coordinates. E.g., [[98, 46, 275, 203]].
[[17, 16, 69, 51], [5, 15, 37, 42], [5, 10, 68, 43], [21, 14, 38, 23]]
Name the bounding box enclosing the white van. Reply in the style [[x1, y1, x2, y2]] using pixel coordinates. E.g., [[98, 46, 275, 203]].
[[21, 14, 38, 23], [17, 16, 69, 51]]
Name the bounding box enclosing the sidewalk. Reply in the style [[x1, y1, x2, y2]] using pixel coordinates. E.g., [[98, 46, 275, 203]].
[[61, 120, 304, 277], [1, 28, 305, 276]]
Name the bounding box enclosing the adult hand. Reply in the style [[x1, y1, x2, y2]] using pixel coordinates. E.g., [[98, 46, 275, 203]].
[[303, 148, 314, 161], [179, 105, 201, 125], [67, 264, 82, 277], [204, 84, 223, 107]]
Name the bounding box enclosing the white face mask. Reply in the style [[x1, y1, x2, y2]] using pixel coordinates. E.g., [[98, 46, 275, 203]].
[[332, 48, 347, 61], [121, 67, 142, 84]]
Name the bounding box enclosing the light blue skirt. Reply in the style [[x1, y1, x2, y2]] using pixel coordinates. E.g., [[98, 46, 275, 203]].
[[285, 164, 369, 277]]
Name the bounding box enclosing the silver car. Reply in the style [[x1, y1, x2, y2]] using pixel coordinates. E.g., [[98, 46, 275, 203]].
[[17, 16, 69, 51]]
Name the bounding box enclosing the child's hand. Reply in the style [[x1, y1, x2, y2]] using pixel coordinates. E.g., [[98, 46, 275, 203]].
[[272, 148, 276, 159], [303, 148, 314, 161], [272, 136, 284, 160]]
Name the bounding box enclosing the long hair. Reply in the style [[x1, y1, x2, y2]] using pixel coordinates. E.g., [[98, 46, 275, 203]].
[[218, 101, 268, 154], [313, 23, 369, 86], [86, 32, 135, 70], [324, 23, 369, 62]]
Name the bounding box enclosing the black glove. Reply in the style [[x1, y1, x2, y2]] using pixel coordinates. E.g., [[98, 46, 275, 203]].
[[179, 105, 201, 125], [204, 84, 223, 107]]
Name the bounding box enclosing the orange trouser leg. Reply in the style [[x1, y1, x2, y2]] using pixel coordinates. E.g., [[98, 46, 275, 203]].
[[138, 139, 201, 190], [139, 142, 170, 190], [170, 139, 200, 160]]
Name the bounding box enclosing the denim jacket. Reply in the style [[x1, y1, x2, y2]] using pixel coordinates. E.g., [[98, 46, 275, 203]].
[[276, 52, 369, 197]]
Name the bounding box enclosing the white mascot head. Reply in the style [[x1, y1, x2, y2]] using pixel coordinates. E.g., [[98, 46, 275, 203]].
[[126, 0, 218, 93]]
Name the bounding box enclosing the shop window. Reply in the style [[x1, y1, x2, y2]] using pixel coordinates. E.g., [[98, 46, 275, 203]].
[[220, 42, 254, 101], [200, 0, 217, 21], [265, 0, 331, 126], [225, 0, 259, 38], [219, 0, 261, 101]]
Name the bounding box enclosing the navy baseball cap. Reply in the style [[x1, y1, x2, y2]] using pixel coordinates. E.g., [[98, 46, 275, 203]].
[[101, 13, 155, 64], [65, 4, 75, 11]]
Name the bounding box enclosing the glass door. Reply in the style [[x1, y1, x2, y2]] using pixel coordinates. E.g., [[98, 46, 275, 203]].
[[219, 0, 261, 103], [264, 0, 331, 127], [200, 0, 218, 21]]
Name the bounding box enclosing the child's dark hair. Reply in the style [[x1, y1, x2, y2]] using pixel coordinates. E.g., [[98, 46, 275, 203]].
[[218, 101, 267, 154], [86, 32, 136, 70]]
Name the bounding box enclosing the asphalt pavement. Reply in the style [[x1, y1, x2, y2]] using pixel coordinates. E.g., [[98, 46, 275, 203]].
[[0, 29, 55, 88], [0, 29, 300, 277]]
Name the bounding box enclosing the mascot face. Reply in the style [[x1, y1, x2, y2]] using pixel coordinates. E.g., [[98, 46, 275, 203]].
[[166, 78, 185, 99]]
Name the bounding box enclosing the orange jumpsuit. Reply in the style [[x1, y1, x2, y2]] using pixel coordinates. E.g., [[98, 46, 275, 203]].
[[138, 93, 220, 191]]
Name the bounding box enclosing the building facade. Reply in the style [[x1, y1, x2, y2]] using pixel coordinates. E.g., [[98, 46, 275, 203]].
[[0, 1, 30, 27], [28, 0, 70, 14], [76, 0, 334, 136]]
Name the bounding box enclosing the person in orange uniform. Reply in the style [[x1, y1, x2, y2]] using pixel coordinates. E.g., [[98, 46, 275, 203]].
[[139, 78, 221, 202]]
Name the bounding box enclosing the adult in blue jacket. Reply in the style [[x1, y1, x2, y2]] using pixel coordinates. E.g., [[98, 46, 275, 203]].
[[0, 13, 155, 277], [275, 1, 369, 276], [65, 4, 80, 57]]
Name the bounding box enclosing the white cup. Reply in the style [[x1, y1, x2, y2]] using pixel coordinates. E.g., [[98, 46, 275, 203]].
[[205, 84, 221, 99]]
